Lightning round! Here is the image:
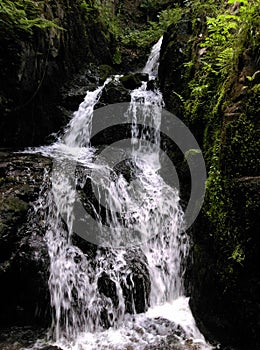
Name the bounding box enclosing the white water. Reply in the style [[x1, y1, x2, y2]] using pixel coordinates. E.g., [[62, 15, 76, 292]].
[[29, 38, 214, 350]]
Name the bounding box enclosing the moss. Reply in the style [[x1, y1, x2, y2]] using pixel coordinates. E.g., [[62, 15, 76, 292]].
[[1, 196, 28, 213], [220, 114, 260, 177], [119, 74, 142, 90], [159, 0, 260, 346], [98, 64, 116, 82]]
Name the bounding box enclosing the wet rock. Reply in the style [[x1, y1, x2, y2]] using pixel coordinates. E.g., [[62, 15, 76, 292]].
[[0, 153, 52, 327], [0, 326, 47, 350], [146, 79, 158, 91], [135, 73, 149, 82], [98, 272, 119, 308], [158, 8, 260, 348], [120, 74, 142, 90], [100, 80, 131, 104], [190, 177, 260, 350], [122, 248, 151, 314], [159, 18, 193, 117], [98, 65, 116, 83], [60, 65, 101, 112], [88, 247, 151, 316]]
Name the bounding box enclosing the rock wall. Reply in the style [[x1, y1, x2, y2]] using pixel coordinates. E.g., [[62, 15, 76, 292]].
[[159, 6, 260, 350], [0, 0, 112, 148], [0, 153, 52, 326]]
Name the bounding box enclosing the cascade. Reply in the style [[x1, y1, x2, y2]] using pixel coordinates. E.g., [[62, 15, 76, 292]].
[[29, 38, 214, 350]]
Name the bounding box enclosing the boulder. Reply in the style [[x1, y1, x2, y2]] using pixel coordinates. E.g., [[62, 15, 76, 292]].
[[100, 80, 131, 104], [120, 74, 142, 90], [135, 72, 149, 82]]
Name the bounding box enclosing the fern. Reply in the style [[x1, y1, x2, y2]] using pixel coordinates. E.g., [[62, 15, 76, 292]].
[[0, 0, 62, 36]]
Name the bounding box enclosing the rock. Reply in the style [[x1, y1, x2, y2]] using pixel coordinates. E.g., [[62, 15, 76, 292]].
[[122, 248, 151, 314], [120, 74, 142, 90], [0, 326, 47, 350], [0, 1, 112, 148], [158, 8, 260, 350], [98, 65, 116, 83], [0, 153, 52, 327], [158, 17, 193, 118], [60, 65, 101, 111], [135, 73, 149, 82], [100, 80, 131, 104], [146, 79, 158, 91]]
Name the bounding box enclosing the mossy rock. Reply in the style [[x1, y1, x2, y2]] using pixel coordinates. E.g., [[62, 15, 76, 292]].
[[119, 73, 142, 90], [99, 64, 116, 83]]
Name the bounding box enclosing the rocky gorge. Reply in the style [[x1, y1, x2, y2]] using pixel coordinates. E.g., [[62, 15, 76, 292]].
[[0, 1, 259, 349]]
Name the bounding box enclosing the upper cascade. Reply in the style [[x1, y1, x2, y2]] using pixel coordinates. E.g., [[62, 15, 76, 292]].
[[142, 36, 163, 79]]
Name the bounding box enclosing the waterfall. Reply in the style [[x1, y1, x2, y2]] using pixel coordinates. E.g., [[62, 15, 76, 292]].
[[142, 36, 163, 78], [30, 38, 213, 350]]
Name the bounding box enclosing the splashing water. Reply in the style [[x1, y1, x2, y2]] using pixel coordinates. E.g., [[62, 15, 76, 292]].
[[28, 38, 214, 350]]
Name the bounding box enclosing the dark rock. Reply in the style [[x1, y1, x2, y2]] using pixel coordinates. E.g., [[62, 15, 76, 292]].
[[98, 65, 116, 83], [100, 80, 131, 104], [98, 272, 119, 308], [122, 248, 151, 314], [190, 177, 260, 350], [0, 153, 52, 327], [120, 74, 142, 90], [0, 326, 47, 349], [0, 1, 112, 148], [135, 72, 149, 82], [146, 79, 158, 91], [60, 65, 101, 112], [159, 18, 193, 118]]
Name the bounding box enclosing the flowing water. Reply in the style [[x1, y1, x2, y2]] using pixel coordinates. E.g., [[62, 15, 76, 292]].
[[26, 38, 214, 350]]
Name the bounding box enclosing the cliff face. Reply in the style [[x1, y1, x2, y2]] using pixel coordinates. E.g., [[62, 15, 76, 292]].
[[159, 3, 260, 349], [0, 0, 112, 148]]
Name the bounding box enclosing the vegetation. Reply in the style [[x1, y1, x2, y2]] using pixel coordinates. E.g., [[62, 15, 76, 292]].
[[80, 0, 183, 64], [0, 0, 62, 36], [121, 5, 182, 49], [177, 0, 259, 289]]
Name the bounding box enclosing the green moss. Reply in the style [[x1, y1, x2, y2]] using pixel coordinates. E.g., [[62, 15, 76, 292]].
[[220, 114, 260, 177], [119, 74, 142, 89], [1, 196, 28, 213], [98, 64, 116, 82]]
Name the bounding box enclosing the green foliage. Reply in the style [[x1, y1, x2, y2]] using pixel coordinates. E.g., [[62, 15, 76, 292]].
[[181, 0, 260, 280], [79, 1, 183, 59], [122, 5, 182, 49], [183, 0, 259, 138], [139, 0, 165, 12], [188, 0, 221, 18], [229, 245, 245, 265], [200, 14, 238, 76], [0, 0, 62, 36]]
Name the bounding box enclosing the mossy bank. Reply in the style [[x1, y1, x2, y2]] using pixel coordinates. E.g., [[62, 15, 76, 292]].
[[159, 1, 260, 349]]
